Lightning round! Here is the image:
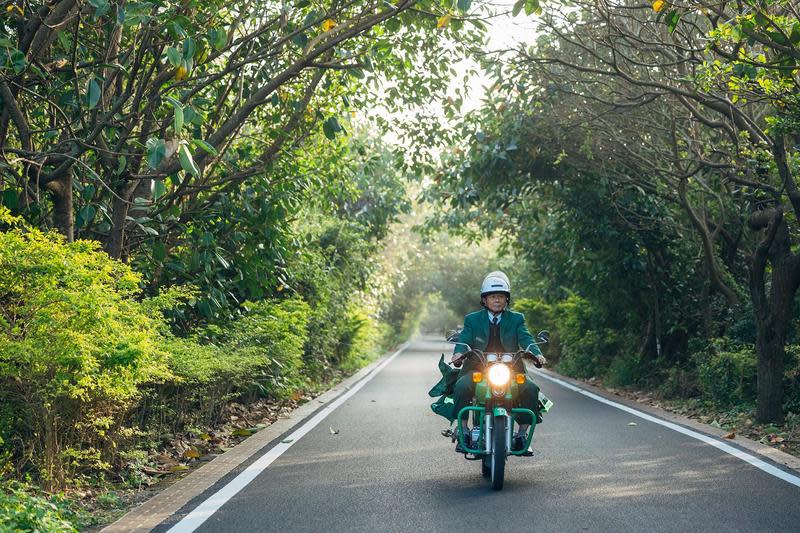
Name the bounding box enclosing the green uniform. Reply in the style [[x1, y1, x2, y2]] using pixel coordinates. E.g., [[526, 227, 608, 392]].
[[453, 308, 542, 424]]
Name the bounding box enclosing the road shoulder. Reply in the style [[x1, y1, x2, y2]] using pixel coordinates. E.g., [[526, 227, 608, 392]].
[[100, 342, 409, 533], [535, 367, 800, 475]]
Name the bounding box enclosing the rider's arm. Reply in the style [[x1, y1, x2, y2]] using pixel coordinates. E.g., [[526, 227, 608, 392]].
[[452, 320, 473, 362]]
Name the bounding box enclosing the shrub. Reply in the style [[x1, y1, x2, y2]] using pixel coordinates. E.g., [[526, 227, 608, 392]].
[[0, 482, 77, 532], [0, 222, 170, 488], [153, 298, 311, 429], [693, 338, 756, 407], [513, 298, 553, 333], [552, 294, 624, 378], [605, 354, 644, 388]]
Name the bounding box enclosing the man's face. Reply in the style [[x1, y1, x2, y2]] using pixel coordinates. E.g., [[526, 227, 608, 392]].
[[484, 293, 507, 314]]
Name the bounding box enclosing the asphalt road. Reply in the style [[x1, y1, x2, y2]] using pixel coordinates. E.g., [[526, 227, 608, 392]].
[[157, 337, 800, 533]]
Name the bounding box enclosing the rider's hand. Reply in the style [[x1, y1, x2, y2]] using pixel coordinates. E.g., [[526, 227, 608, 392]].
[[451, 354, 464, 368], [532, 355, 546, 368]]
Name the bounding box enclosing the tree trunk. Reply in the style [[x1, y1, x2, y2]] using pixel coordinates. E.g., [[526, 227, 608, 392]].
[[755, 317, 786, 424], [106, 181, 137, 259], [45, 172, 73, 242], [748, 211, 800, 423]]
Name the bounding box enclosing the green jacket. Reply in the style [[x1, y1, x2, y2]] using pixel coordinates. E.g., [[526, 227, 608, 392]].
[[428, 307, 541, 420], [453, 308, 542, 360]]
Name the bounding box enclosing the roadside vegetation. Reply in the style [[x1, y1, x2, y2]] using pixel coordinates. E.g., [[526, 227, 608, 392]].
[[2, 0, 800, 529]]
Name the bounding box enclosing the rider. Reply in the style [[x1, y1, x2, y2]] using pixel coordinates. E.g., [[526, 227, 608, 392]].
[[451, 271, 546, 452]]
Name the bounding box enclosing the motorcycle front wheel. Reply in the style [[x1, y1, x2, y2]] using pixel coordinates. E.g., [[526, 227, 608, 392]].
[[490, 415, 506, 490]]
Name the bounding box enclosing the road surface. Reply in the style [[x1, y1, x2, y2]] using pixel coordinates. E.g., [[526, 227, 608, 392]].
[[154, 337, 800, 533]]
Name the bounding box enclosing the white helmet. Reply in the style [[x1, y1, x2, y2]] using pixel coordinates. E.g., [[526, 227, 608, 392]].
[[480, 271, 511, 298]]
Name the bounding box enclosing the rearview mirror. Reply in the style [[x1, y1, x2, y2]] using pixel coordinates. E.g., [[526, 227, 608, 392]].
[[537, 330, 550, 344], [446, 327, 463, 343]]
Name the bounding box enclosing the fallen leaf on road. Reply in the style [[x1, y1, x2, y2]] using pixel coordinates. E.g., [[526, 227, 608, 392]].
[[724, 431, 736, 439], [628, 422, 637, 426], [282, 438, 293, 443], [168, 465, 189, 473], [330, 427, 339, 434]]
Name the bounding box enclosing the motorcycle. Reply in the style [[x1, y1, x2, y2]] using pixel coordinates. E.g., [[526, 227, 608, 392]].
[[445, 330, 553, 490]]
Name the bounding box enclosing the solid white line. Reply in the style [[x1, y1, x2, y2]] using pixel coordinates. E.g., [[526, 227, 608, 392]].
[[166, 342, 411, 533], [535, 371, 800, 488]]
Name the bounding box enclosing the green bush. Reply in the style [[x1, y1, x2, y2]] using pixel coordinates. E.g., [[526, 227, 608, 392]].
[[605, 354, 645, 388], [513, 298, 553, 333], [782, 343, 800, 412], [336, 307, 392, 373], [0, 482, 77, 532], [552, 294, 623, 378], [154, 297, 311, 428], [694, 338, 756, 407], [0, 220, 170, 488]]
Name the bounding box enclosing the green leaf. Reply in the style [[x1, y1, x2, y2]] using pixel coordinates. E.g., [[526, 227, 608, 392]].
[[322, 117, 341, 140], [524, 0, 541, 16], [167, 47, 181, 68], [210, 28, 227, 51], [790, 23, 800, 45], [146, 138, 166, 169], [192, 139, 218, 155], [78, 205, 97, 227], [512, 0, 525, 17], [86, 78, 101, 109], [152, 179, 166, 200], [183, 38, 196, 61], [174, 105, 184, 133], [116, 155, 127, 175], [2, 189, 18, 209], [82, 184, 96, 201], [11, 50, 26, 73], [754, 11, 770, 28], [457, 0, 472, 12], [153, 241, 167, 262], [178, 143, 200, 176], [666, 10, 681, 33], [89, 0, 110, 17]]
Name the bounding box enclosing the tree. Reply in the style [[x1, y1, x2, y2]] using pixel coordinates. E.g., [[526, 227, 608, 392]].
[[0, 0, 484, 258], [426, 0, 799, 421]]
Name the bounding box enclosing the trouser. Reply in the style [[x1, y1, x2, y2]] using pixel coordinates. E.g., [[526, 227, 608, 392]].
[[451, 372, 541, 425]]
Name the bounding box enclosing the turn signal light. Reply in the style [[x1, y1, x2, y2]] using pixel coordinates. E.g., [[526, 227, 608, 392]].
[[516, 373, 526, 384], [472, 372, 483, 383]]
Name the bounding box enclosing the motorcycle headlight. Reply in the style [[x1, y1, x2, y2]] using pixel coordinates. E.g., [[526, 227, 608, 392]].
[[488, 364, 511, 387]]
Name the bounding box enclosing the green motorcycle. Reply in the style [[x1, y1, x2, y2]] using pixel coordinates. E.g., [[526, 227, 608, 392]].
[[447, 332, 553, 491]]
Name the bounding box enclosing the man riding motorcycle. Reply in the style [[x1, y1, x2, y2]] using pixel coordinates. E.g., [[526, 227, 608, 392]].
[[450, 271, 546, 453]]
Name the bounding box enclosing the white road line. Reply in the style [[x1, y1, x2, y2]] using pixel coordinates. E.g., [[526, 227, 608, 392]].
[[166, 342, 411, 533], [536, 371, 800, 488]]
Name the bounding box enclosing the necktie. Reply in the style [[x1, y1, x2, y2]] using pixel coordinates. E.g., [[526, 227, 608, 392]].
[[492, 316, 498, 326]]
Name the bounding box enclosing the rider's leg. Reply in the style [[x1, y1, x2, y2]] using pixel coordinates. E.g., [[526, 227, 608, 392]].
[[452, 373, 477, 434], [515, 379, 541, 436]]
